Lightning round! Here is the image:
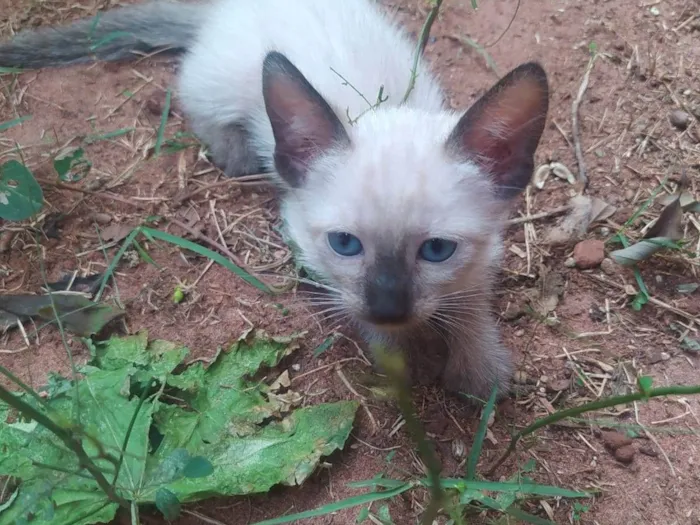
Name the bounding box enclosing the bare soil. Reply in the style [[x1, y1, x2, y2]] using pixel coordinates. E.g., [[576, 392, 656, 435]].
[[1, 0, 699, 524]]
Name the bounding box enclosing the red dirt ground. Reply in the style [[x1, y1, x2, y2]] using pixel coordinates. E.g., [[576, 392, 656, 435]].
[[1, 0, 699, 524]]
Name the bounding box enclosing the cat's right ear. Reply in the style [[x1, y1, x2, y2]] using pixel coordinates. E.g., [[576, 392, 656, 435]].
[[445, 62, 549, 200], [262, 51, 350, 188]]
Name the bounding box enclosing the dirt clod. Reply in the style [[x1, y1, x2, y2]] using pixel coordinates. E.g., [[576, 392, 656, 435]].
[[669, 109, 690, 130], [573, 239, 605, 269], [614, 445, 636, 464], [602, 431, 633, 451], [639, 445, 659, 457]]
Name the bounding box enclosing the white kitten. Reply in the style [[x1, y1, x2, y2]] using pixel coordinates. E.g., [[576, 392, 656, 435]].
[[0, 0, 549, 398]]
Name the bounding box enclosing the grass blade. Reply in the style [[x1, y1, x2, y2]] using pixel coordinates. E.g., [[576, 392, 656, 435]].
[[465, 385, 497, 480], [154, 89, 171, 157], [0, 116, 31, 132], [141, 227, 271, 293], [249, 483, 414, 525]]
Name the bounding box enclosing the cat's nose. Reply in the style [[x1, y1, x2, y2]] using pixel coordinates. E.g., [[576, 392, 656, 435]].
[[365, 273, 411, 324]]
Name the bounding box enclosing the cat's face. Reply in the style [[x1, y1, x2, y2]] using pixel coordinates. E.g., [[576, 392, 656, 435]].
[[262, 52, 549, 331]]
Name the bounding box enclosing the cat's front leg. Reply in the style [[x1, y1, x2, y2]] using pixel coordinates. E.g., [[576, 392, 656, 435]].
[[441, 313, 513, 401]]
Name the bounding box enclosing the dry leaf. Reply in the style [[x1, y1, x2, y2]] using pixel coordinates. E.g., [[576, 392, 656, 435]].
[[544, 195, 616, 246]]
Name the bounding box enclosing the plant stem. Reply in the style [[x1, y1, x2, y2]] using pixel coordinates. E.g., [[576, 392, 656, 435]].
[[401, 0, 443, 104], [374, 348, 444, 524], [0, 384, 130, 509], [486, 384, 700, 477]]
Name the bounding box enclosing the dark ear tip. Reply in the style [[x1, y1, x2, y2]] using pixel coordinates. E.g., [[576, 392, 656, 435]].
[[263, 51, 292, 74], [512, 61, 549, 91]]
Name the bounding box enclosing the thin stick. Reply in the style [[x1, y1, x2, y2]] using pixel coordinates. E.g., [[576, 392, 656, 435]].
[[571, 52, 598, 191], [505, 204, 572, 225], [401, 0, 443, 104]]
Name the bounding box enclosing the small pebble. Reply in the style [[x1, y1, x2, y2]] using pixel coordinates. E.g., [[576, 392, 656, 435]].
[[573, 239, 605, 269], [655, 275, 664, 284], [669, 109, 690, 130], [639, 445, 658, 457], [648, 351, 665, 364], [661, 351, 670, 361], [614, 445, 636, 464], [513, 370, 530, 384], [624, 189, 636, 201], [598, 226, 610, 236], [600, 258, 616, 275], [565, 257, 576, 268], [514, 329, 525, 337], [451, 439, 466, 461], [291, 364, 301, 371], [92, 212, 112, 225]]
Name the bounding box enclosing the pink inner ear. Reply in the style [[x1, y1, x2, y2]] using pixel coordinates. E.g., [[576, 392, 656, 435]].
[[450, 68, 549, 196]]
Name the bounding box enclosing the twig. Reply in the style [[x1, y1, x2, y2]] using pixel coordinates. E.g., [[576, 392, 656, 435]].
[[505, 204, 572, 225], [486, 384, 700, 477], [572, 52, 599, 192], [589, 274, 700, 324], [401, 0, 443, 104], [172, 173, 270, 205]]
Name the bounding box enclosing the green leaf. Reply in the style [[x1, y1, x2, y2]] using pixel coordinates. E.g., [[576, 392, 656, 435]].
[[0, 329, 359, 524], [0, 160, 43, 221], [155, 488, 181, 520], [182, 456, 214, 478], [53, 148, 92, 182], [637, 376, 653, 396]]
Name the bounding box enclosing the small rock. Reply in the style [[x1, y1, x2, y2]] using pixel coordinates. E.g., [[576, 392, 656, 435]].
[[648, 351, 665, 364], [600, 258, 616, 275], [145, 95, 173, 117], [92, 212, 112, 225], [601, 430, 632, 451], [547, 378, 571, 392], [451, 439, 466, 461], [573, 239, 605, 269], [661, 351, 670, 361], [669, 109, 690, 130], [655, 275, 664, 284], [513, 370, 530, 384], [614, 445, 636, 464], [639, 445, 658, 457], [514, 329, 525, 337], [564, 257, 576, 268], [512, 229, 526, 243], [624, 189, 636, 201]]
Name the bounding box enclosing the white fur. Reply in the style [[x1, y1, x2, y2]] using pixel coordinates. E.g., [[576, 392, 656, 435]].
[[178, 0, 446, 171]]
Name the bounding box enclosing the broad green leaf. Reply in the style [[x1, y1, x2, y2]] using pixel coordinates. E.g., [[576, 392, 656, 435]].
[[0, 329, 358, 523], [155, 488, 180, 520], [53, 148, 92, 182], [183, 456, 214, 478], [0, 160, 43, 221]]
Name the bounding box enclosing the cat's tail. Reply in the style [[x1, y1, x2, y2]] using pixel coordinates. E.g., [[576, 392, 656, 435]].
[[0, 1, 206, 69]]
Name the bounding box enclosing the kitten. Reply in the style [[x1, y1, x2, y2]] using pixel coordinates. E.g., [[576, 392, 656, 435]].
[[0, 0, 549, 399]]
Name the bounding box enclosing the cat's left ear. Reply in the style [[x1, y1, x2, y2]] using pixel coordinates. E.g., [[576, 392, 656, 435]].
[[446, 62, 549, 199]]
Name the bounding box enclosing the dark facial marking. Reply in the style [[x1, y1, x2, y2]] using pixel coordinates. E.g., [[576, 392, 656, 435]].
[[364, 253, 412, 325]]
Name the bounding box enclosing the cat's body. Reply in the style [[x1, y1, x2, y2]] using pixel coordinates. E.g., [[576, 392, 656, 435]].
[[0, 0, 550, 399]]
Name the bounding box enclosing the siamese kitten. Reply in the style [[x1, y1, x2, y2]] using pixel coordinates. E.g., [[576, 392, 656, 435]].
[[0, 0, 549, 398]]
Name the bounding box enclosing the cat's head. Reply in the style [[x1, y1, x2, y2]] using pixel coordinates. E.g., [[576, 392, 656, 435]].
[[262, 51, 549, 331]]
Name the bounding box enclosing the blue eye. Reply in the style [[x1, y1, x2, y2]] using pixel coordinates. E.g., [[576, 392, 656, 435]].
[[419, 238, 457, 262], [328, 232, 363, 256]]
